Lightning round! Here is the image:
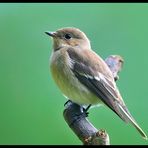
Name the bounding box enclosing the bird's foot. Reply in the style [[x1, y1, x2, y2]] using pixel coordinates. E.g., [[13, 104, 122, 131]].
[[64, 100, 72, 108], [82, 104, 91, 117]]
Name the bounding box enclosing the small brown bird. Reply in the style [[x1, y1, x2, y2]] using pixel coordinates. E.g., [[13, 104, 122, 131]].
[[45, 27, 147, 140]]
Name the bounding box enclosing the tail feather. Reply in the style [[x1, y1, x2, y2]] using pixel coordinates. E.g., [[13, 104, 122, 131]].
[[116, 102, 147, 140]]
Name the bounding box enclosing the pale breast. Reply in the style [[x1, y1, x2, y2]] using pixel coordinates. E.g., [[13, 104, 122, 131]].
[[50, 50, 100, 105]]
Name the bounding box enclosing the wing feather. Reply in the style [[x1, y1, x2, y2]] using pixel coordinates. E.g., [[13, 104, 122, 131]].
[[66, 48, 147, 139], [67, 48, 130, 121]]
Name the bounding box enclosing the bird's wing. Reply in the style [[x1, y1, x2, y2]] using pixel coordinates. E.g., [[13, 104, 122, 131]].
[[67, 48, 147, 139], [67, 48, 131, 122]]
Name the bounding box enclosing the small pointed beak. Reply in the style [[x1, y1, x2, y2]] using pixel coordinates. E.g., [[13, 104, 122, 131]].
[[45, 31, 56, 37]]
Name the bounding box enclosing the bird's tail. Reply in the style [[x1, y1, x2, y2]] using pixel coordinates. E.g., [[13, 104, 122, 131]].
[[115, 102, 147, 140]]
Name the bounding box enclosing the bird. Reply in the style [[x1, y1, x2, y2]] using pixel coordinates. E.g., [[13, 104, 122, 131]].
[[45, 27, 147, 140]]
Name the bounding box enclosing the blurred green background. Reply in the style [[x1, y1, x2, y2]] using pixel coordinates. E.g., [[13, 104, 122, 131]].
[[0, 3, 148, 145]]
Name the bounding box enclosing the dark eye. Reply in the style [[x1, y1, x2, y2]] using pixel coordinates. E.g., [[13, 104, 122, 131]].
[[64, 34, 72, 40]]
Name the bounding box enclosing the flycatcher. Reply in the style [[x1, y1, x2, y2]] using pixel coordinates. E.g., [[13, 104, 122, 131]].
[[45, 27, 147, 140]]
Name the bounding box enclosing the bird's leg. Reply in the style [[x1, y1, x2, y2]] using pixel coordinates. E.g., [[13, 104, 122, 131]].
[[85, 104, 92, 112], [64, 100, 91, 119], [64, 100, 72, 107], [83, 104, 91, 117], [64, 100, 89, 125]]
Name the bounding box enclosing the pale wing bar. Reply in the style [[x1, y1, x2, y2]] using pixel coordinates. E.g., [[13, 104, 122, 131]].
[[72, 61, 126, 121]]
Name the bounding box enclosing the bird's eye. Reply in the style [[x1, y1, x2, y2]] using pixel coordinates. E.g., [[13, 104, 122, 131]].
[[64, 34, 72, 40]]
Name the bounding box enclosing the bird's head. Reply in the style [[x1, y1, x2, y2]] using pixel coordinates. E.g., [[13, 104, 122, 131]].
[[45, 27, 91, 51]]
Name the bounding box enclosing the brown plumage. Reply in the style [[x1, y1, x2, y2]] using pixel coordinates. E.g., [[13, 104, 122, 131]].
[[45, 27, 147, 140]]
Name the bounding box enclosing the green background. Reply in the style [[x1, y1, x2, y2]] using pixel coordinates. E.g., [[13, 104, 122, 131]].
[[0, 3, 148, 145]]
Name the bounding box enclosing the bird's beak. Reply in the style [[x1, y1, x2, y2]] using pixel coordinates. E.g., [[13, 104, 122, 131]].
[[45, 31, 56, 37]]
